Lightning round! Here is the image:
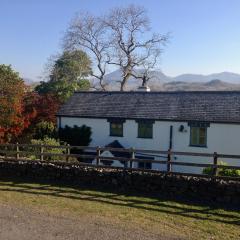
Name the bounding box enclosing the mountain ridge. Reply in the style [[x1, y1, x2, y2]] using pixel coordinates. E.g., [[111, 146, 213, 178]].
[[24, 70, 240, 91], [105, 69, 240, 83], [96, 69, 240, 91]]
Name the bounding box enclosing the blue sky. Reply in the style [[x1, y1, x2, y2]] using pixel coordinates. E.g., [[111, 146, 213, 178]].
[[1, 0, 240, 81]]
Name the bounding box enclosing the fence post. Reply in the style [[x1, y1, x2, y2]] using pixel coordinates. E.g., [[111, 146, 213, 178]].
[[16, 142, 20, 160], [130, 148, 135, 169], [213, 152, 218, 176], [167, 148, 172, 172], [66, 144, 70, 162], [96, 146, 100, 166], [40, 144, 44, 161]]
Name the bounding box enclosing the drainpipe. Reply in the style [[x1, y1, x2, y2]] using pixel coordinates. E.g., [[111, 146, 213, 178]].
[[169, 125, 173, 149], [58, 116, 62, 129]]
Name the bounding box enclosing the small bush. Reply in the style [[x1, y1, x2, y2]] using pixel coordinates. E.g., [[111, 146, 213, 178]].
[[203, 161, 240, 177], [34, 121, 57, 140], [59, 125, 92, 162], [59, 125, 92, 147], [29, 137, 64, 161]]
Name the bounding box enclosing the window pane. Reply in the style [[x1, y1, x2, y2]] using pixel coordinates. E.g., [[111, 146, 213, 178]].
[[138, 162, 152, 169], [199, 136, 206, 145], [199, 127, 206, 137], [199, 128, 206, 145], [138, 123, 153, 138], [138, 162, 145, 169], [190, 127, 207, 146], [145, 162, 152, 169], [190, 127, 198, 145], [110, 123, 123, 136]]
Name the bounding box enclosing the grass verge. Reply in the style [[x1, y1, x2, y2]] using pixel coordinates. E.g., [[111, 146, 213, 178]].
[[0, 179, 239, 240]]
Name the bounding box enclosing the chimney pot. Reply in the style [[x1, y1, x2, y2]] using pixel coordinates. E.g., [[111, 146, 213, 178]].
[[136, 86, 151, 92]]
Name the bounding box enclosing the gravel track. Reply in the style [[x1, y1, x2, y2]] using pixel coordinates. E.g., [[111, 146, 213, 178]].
[[0, 203, 182, 240]]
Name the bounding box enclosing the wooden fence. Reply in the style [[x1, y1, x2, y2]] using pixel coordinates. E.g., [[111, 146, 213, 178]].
[[0, 143, 240, 180]]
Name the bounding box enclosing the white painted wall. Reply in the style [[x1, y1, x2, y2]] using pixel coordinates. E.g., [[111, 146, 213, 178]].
[[58, 117, 240, 173]]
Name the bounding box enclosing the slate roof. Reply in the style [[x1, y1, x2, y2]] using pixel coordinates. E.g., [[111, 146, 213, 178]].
[[57, 91, 240, 123]]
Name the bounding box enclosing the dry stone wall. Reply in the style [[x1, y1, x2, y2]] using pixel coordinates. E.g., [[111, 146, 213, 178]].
[[0, 160, 239, 205]]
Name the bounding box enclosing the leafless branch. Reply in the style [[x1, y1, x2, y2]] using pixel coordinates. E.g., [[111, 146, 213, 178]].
[[63, 5, 169, 91], [63, 12, 111, 91], [104, 5, 168, 90]]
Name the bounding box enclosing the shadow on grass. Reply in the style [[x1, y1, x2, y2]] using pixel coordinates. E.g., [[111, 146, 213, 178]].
[[0, 176, 239, 226]]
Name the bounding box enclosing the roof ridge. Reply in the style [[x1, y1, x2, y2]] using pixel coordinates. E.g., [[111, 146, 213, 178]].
[[74, 91, 240, 94], [58, 90, 240, 123]]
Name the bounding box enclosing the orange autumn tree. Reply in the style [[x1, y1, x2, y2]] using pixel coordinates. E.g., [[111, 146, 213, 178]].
[[0, 65, 33, 143], [24, 91, 61, 124], [34, 92, 61, 124], [14, 90, 61, 143]]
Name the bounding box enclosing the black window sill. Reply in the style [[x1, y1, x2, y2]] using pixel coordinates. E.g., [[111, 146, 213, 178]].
[[137, 136, 153, 139], [109, 135, 123, 137], [189, 144, 207, 148]]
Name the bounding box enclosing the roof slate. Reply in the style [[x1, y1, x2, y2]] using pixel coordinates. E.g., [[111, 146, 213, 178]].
[[57, 91, 240, 123]]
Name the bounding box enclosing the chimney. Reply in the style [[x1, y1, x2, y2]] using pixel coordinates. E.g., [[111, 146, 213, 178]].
[[136, 85, 151, 92]]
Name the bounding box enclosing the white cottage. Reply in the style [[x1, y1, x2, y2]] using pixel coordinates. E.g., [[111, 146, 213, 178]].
[[56, 90, 240, 173]]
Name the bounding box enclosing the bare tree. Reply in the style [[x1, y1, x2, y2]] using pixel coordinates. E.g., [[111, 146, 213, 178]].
[[131, 43, 162, 87], [105, 5, 168, 91], [63, 12, 110, 90], [63, 5, 168, 91]]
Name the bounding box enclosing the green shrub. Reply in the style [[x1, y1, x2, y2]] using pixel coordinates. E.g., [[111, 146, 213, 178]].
[[29, 137, 64, 161], [34, 121, 57, 140], [59, 125, 92, 147], [203, 161, 240, 177], [59, 125, 92, 162], [218, 168, 240, 177]]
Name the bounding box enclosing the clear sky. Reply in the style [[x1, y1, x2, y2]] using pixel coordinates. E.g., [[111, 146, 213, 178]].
[[1, 0, 240, 81]]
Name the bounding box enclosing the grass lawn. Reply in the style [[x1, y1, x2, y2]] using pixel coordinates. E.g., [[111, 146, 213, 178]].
[[0, 179, 239, 240]]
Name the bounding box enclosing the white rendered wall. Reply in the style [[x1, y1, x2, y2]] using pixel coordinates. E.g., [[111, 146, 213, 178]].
[[59, 117, 240, 173]]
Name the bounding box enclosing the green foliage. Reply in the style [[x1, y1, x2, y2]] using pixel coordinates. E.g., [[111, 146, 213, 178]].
[[59, 125, 92, 147], [35, 50, 92, 102], [34, 121, 57, 140], [30, 137, 63, 161], [51, 50, 92, 82], [36, 79, 90, 102], [220, 168, 240, 177], [0, 64, 26, 143], [59, 125, 92, 162], [203, 161, 240, 177]]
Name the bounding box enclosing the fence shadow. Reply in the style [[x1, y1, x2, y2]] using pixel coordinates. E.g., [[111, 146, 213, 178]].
[[0, 176, 239, 226]]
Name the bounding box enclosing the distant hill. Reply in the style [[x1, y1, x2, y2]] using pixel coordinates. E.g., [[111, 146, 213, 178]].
[[23, 70, 240, 92], [91, 69, 240, 91], [96, 69, 169, 90], [173, 72, 240, 83], [162, 79, 240, 91]]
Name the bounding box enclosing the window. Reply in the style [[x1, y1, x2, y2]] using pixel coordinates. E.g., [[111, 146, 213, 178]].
[[138, 161, 152, 169], [190, 127, 207, 147], [110, 122, 123, 137], [137, 156, 153, 169], [138, 122, 153, 138]]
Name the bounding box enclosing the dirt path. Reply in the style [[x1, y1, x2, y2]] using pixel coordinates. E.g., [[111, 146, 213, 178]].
[[0, 203, 181, 240]]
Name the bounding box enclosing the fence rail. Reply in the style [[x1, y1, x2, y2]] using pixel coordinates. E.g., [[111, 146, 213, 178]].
[[0, 143, 240, 180]]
